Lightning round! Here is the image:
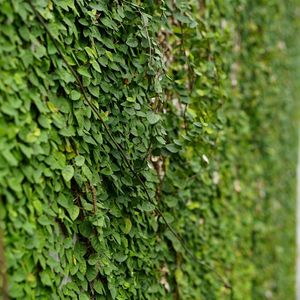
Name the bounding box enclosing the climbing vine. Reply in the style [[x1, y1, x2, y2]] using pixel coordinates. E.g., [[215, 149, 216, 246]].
[[0, 0, 299, 299]]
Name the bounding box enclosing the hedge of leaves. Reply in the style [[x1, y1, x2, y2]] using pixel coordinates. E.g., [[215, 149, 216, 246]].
[[0, 0, 299, 299]]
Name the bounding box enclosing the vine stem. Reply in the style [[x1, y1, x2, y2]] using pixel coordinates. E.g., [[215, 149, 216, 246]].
[[26, 0, 231, 289]]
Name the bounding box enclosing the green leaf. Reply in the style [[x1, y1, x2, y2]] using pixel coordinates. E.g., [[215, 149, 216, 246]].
[[2, 149, 18, 166], [105, 50, 114, 61], [146, 111, 160, 125], [60, 126, 76, 137], [38, 115, 51, 128], [90, 3, 107, 12], [57, 194, 73, 209], [115, 253, 127, 263], [100, 17, 117, 30], [86, 266, 98, 282], [87, 85, 100, 97], [79, 294, 90, 300], [62, 165, 74, 181], [78, 66, 91, 78], [94, 281, 105, 294], [70, 90, 81, 100], [38, 215, 52, 226], [126, 96, 135, 102], [166, 144, 178, 153], [91, 59, 101, 73], [82, 164, 93, 181], [40, 270, 52, 286], [108, 283, 117, 299], [56, 0, 75, 11], [126, 36, 138, 47], [122, 218, 132, 234], [68, 205, 80, 221], [88, 254, 98, 265], [156, 136, 166, 144], [138, 201, 155, 212], [75, 155, 85, 166]]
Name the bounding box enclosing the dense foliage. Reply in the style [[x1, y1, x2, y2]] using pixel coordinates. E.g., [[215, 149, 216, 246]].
[[0, 0, 299, 299]]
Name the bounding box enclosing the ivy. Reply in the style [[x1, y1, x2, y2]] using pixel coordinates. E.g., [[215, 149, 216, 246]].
[[0, 0, 299, 299]]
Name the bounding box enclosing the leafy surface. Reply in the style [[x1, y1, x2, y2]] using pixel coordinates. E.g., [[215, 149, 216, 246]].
[[0, 0, 299, 299]]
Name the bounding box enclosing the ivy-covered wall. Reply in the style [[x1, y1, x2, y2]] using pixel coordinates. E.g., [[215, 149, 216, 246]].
[[0, 0, 299, 299]]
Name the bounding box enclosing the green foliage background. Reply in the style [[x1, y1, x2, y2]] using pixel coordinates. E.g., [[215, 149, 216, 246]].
[[0, 0, 299, 299]]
